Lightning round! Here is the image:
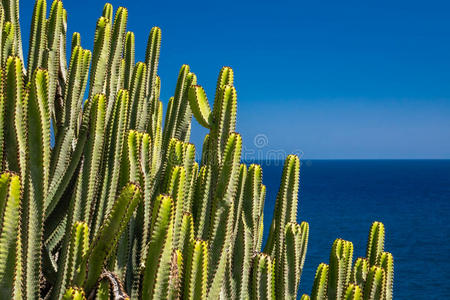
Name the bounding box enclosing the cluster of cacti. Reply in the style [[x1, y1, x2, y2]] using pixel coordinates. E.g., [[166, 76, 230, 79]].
[[0, 0, 393, 299], [301, 222, 394, 300]]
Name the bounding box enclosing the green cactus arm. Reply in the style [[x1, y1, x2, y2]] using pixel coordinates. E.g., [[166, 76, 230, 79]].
[[200, 134, 210, 166], [188, 85, 211, 129], [165, 165, 186, 248], [167, 249, 183, 300], [71, 32, 81, 53], [19, 68, 51, 299], [192, 165, 211, 240], [64, 45, 91, 130], [162, 138, 183, 187], [141, 194, 174, 300], [175, 72, 197, 142], [301, 295, 311, 300], [149, 99, 163, 173], [1, 0, 23, 62], [44, 129, 76, 216], [162, 65, 193, 148], [102, 3, 113, 21], [351, 258, 369, 290], [126, 130, 143, 184], [363, 266, 386, 300], [94, 89, 129, 233], [62, 287, 86, 300], [26, 0, 46, 76], [117, 130, 135, 191], [328, 239, 354, 300], [93, 279, 110, 300], [59, 7, 68, 76], [344, 284, 362, 300], [0, 71, 4, 169], [45, 94, 93, 218], [187, 161, 199, 213], [211, 132, 242, 215], [0, 172, 21, 299], [207, 133, 242, 299], [171, 68, 195, 141], [119, 58, 126, 90], [256, 212, 264, 252], [242, 164, 263, 247], [49, 170, 84, 300], [179, 212, 194, 259], [311, 263, 328, 300], [182, 143, 196, 213], [231, 164, 247, 242], [3, 58, 28, 296], [105, 7, 127, 122], [128, 62, 147, 130], [139, 132, 155, 259], [282, 222, 309, 299], [209, 85, 237, 170], [377, 251, 393, 300], [123, 31, 135, 91], [75, 183, 141, 293], [298, 222, 309, 270], [4, 57, 25, 177], [88, 16, 111, 98], [144, 26, 161, 99], [185, 239, 208, 300], [136, 93, 151, 133], [78, 94, 106, 223], [0, 7, 4, 66], [44, 0, 64, 122], [2, 22, 15, 64], [163, 96, 174, 142], [27, 68, 50, 198], [44, 214, 66, 261], [264, 154, 300, 279], [259, 183, 266, 212], [231, 216, 252, 300], [366, 221, 385, 266], [65, 222, 89, 288], [250, 253, 275, 300], [113, 220, 132, 281], [213, 66, 234, 105]]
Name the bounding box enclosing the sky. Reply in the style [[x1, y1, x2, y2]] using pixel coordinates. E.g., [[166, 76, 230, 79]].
[[20, 0, 450, 159]]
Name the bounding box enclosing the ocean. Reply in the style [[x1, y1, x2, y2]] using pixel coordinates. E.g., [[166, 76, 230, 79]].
[[258, 160, 450, 299]]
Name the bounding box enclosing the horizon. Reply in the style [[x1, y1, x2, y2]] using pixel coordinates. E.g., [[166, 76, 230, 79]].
[[19, 0, 450, 159]]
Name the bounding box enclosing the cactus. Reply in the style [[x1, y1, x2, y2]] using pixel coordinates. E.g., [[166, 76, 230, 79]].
[[0, 0, 394, 299], [308, 222, 393, 300]]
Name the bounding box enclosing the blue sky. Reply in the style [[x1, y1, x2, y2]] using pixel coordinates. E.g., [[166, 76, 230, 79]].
[[20, 0, 450, 159]]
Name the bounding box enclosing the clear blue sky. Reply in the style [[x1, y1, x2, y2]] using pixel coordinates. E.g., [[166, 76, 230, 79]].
[[20, 0, 450, 159]]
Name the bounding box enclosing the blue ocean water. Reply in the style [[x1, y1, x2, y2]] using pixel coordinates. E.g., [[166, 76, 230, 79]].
[[259, 160, 450, 299]]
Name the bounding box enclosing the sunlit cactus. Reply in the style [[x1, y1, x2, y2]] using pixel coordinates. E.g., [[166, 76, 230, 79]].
[[377, 252, 394, 300], [0, 172, 21, 299], [307, 222, 393, 300], [184, 239, 208, 300], [351, 258, 370, 290], [363, 266, 385, 300], [344, 284, 362, 300], [311, 263, 329, 300], [250, 253, 275, 300], [62, 287, 86, 300], [0, 0, 393, 299]]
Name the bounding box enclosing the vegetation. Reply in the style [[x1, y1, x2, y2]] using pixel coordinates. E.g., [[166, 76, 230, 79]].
[[0, 0, 394, 299]]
